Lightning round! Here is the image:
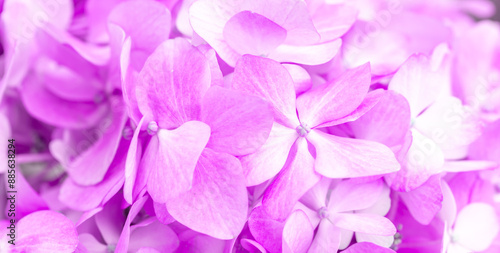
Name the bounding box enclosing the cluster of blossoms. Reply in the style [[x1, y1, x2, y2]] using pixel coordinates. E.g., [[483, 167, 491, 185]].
[[1, 0, 500, 252]]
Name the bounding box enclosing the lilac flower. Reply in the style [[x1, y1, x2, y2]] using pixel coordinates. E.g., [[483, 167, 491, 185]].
[[124, 38, 273, 239], [301, 179, 396, 251], [232, 55, 400, 219]]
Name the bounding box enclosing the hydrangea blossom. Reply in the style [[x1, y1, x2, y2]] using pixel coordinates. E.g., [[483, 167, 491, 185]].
[[0, 0, 499, 252]]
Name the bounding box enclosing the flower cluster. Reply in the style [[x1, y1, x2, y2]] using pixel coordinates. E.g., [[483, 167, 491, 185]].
[[1, 0, 500, 252]]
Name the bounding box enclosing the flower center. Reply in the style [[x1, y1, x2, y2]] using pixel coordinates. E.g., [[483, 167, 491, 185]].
[[296, 124, 310, 137], [147, 121, 159, 135], [318, 206, 329, 219]]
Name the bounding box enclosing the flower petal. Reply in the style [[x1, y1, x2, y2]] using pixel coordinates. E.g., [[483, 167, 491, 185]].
[[145, 121, 210, 203], [201, 86, 273, 156], [166, 148, 248, 240], [309, 220, 341, 252], [348, 90, 411, 148], [128, 220, 179, 252], [59, 141, 126, 211], [332, 213, 396, 236], [67, 97, 128, 185], [328, 179, 384, 213], [136, 38, 211, 129], [20, 74, 108, 129], [267, 39, 342, 66], [387, 129, 444, 192], [262, 138, 321, 220], [16, 211, 79, 252], [282, 210, 314, 253], [296, 63, 371, 128], [453, 203, 500, 251], [124, 117, 145, 204], [242, 123, 298, 186], [232, 55, 299, 127], [317, 89, 386, 128], [399, 175, 443, 225], [223, 11, 287, 56], [248, 206, 285, 253], [308, 130, 400, 178]]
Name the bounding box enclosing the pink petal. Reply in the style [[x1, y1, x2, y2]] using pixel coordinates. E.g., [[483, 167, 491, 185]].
[[124, 117, 145, 204], [145, 121, 210, 203], [309, 220, 341, 252], [308, 130, 400, 178], [15, 211, 79, 252], [37, 58, 104, 102], [243, 0, 319, 45], [282, 210, 314, 253], [95, 196, 125, 245], [399, 175, 443, 225], [188, 0, 240, 66], [197, 45, 224, 87], [296, 63, 371, 128], [248, 206, 285, 253], [78, 233, 108, 253], [387, 129, 444, 192], [201, 86, 274, 156], [242, 123, 298, 186], [59, 142, 126, 211], [154, 202, 176, 225], [438, 180, 457, 226], [300, 178, 332, 212], [343, 242, 396, 253], [136, 38, 211, 129], [67, 97, 128, 185], [240, 239, 266, 253], [348, 90, 411, 148], [223, 11, 287, 56], [267, 39, 342, 66], [108, 0, 171, 56], [232, 55, 300, 127], [85, 0, 125, 44], [166, 148, 248, 240], [282, 64, 312, 95], [453, 203, 500, 251], [20, 74, 108, 129], [42, 24, 111, 66], [116, 195, 148, 252], [317, 89, 386, 128], [176, 230, 227, 253], [262, 138, 321, 220], [355, 233, 394, 248], [119, 36, 143, 125], [328, 179, 384, 213], [388, 54, 447, 118], [332, 213, 396, 236], [309, 3, 358, 42], [128, 220, 179, 252], [413, 97, 482, 160]]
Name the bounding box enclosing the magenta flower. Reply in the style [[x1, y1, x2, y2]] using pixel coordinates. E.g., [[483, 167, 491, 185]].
[[124, 38, 273, 239], [232, 55, 400, 219]]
